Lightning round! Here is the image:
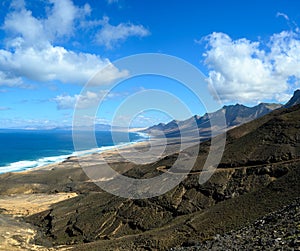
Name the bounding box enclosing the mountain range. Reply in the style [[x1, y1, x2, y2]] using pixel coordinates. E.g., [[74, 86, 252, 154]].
[[145, 102, 283, 138], [0, 90, 299, 250], [0, 91, 300, 251], [144, 90, 300, 138]]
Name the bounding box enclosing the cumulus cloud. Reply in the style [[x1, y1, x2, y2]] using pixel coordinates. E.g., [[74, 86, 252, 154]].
[[54, 91, 103, 110], [3, 0, 90, 47], [95, 16, 150, 49], [44, 0, 88, 40], [0, 45, 127, 85], [204, 31, 300, 103], [53, 90, 123, 110], [89, 64, 129, 85], [0, 0, 127, 86]]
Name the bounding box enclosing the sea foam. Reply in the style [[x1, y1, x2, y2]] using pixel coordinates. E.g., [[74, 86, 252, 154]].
[[0, 136, 148, 174]]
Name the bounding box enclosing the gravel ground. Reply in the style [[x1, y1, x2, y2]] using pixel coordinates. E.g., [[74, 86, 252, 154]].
[[171, 198, 300, 251]]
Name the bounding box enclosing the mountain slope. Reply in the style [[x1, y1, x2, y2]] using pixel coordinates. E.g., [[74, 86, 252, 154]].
[[285, 89, 300, 108], [14, 103, 300, 250], [172, 198, 300, 250], [145, 90, 300, 138], [145, 102, 282, 138]]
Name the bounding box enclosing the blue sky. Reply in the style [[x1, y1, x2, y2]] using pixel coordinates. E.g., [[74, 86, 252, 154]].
[[0, 0, 300, 128]]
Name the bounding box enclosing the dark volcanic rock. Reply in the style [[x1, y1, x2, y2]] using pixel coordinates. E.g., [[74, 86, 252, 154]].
[[171, 198, 300, 251], [219, 104, 300, 168], [144, 102, 282, 138], [285, 89, 300, 108]]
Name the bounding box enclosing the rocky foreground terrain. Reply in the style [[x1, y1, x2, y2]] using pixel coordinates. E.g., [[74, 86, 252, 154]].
[[171, 198, 300, 251], [0, 96, 300, 250]]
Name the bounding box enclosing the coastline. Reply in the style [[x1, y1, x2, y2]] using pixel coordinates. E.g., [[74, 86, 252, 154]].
[[0, 131, 181, 251], [0, 132, 151, 250], [25, 139, 151, 173], [0, 131, 149, 175]]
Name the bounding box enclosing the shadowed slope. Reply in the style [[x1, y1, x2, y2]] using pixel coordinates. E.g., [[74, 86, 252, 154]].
[[16, 104, 300, 250]]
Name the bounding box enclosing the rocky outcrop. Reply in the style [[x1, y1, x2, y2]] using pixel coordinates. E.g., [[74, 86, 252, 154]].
[[285, 89, 300, 108], [171, 198, 300, 251]]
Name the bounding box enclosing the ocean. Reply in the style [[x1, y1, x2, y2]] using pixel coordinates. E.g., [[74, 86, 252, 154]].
[[0, 129, 146, 174]]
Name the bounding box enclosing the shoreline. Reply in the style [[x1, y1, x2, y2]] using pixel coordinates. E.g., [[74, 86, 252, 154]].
[[0, 131, 149, 175], [25, 139, 151, 173]]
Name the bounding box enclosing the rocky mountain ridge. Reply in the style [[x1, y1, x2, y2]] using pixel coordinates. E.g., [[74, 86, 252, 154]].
[[0, 90, 300, 250], [145, 90, 300, 138], [285, 89, 300, 108], [19, 97, 300, 249], [145, 102, 282, 138]]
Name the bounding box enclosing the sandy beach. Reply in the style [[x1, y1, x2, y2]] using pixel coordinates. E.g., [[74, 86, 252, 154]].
[[0, 193, 77, 251]]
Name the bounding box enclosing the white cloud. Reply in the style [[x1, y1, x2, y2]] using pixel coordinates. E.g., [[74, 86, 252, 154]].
[[44, 0, 81, 40], [53, 94, 77, 110], [276, 12, 300, 33], [0, 0, 127, 86], [4, 3, 47, 48], [95, 16, 150, 49], [53, 90, 123, 110], [5, 0, 91, 44], [89, 64, 129, 85], [276, 12, 289, 21], [0, 45, 127, 85], [269, 31, 300, 79], [204, 31, 300, 103], [54, 91, 103, 110]]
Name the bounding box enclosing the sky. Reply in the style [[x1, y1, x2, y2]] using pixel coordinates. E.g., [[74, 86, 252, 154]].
[[0, 0, 300, 128]]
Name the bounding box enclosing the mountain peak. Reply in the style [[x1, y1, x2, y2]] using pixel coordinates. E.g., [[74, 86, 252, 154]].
[[285, 89, 300, 108], [144, 101, 281, 136], [222, 103, 244, 109]]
